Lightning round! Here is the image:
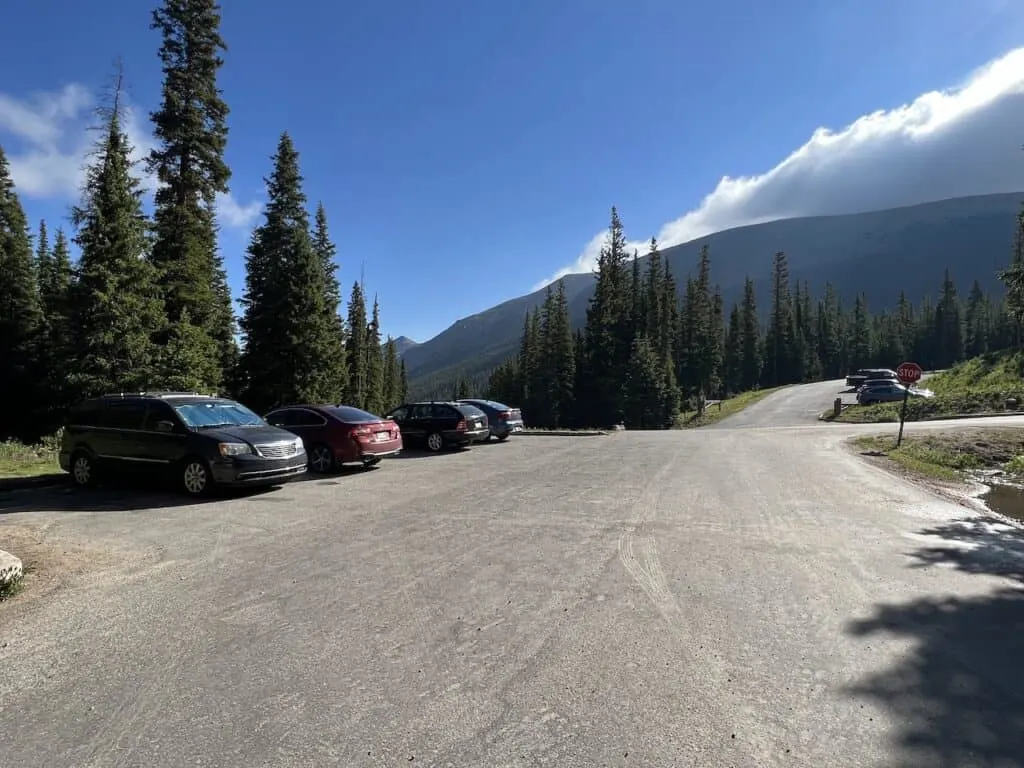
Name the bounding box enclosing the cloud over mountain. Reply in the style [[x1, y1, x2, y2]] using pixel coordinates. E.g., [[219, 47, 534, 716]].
[[537, 46, 1024, 290], [0, 82, 260, 229]]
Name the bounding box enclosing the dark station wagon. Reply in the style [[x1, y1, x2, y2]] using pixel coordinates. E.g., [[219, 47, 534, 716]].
[[384, 401, 490, 452]]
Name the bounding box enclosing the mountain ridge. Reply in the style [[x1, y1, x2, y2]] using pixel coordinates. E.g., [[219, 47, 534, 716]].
[[402, 192, 1024, 397]]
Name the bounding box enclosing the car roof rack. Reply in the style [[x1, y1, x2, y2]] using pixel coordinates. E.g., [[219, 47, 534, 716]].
[[98, 391, 218, 399]]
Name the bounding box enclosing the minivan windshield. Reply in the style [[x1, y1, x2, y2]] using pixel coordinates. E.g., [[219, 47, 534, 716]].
[[174, 400, 265, 428]]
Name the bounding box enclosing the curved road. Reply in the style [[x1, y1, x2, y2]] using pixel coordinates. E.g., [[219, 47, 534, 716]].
[[2, 387, 1023, 767]]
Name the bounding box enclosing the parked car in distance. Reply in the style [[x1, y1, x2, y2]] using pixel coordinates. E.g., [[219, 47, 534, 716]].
[[846, 368, 898, 388], [384, 401, 489, 452], [856, 381, 935, 405], [456, 398, 525, 440], [264, 404, 402, 472], [59, 392, 307, 496]]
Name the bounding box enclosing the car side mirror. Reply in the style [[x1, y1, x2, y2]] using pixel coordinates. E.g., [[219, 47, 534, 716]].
[[155, 420, 175, 433]]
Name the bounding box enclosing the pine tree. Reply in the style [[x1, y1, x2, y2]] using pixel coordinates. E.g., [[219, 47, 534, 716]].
[[621, 336, 664, 429], [68, 88, 166, 399], [148, 0, 235, 390], [933, 268, 964, 368], [35, 222, 75, 428], [237, 132, 339, 410], [849, 293, 873, 368], [452, 378, 470, 400], [365, 296, 385, 413], [764, 251, 793, 386], [999, 204, 1024, 347], [398, 359, 409, 403], [738, 277, 762, 390], [723, 303, 742, 395], [382, 336, 401, 409], [312, 202, 348, 400], [543, 279, 575, 427], [964, 280, 991, 358], [581, 207, 632, 426], [0, 145, 43, 438], [345, 281, 369, 407]]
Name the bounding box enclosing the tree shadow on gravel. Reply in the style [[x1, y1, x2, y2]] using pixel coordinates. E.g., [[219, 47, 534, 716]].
[[845, 517, 1024, 767], [0, 477, 277, 515]]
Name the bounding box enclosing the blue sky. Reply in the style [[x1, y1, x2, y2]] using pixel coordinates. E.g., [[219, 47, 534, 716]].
[[2, 0, 1024, 342]]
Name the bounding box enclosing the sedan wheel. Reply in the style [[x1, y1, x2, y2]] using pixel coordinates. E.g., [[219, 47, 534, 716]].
[[309, 444, 335, 474], [182, 459, 211, 497], [426, 432, 444, 452]]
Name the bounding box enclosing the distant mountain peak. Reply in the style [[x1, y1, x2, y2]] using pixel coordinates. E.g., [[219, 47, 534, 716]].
[[392, 336, 419, 356]]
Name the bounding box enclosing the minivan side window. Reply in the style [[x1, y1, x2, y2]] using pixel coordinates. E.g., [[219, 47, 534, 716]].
[[69, 402, 106, 428], [143, 401, 179, 431], [104, 402, 148, 430]]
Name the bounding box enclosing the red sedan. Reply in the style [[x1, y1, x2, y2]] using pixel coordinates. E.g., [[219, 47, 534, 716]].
[[264, 404, 403, 472]]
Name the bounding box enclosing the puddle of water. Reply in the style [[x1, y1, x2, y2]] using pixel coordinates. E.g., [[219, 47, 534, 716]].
[[980, 483, 1024, 523]]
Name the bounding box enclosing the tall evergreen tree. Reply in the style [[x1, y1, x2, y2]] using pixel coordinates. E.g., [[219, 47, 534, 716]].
[[365, 296, 385, 413], [68, 87, 166, 399], [581, 207, 632, 426], [0, 145, 43, 438], [147, 0, 236, 390], [311, 202, 348, 400], [763, 251, 793, 387], [999, 204, 1024, 347], [382, 336, 402, 409], [237, 132, 339, 410], [345, 281, 369, 407], [738, 277, 762, 390], [933, 268, 964, 368], [542, 279, 576, 427]]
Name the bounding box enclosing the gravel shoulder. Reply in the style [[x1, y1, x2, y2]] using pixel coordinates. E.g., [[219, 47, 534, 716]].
[[2, 412, 1023, 766]]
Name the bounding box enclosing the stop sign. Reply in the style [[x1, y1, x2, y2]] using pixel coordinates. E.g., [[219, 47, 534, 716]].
[[896, 362, 923, 384]]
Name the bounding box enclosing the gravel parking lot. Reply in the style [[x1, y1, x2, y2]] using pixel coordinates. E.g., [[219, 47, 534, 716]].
[[2, 407, 1023, 767]]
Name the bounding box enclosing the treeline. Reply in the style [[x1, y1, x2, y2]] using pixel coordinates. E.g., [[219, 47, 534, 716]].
[[0, 1, 405, 443], [487, 207, 1024, 429]]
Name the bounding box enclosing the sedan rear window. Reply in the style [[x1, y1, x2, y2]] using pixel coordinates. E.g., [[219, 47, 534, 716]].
[[327, 406, 382, 423], [456, 404, 486, 418]]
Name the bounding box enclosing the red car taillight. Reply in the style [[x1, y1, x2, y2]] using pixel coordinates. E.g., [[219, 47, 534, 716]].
[[350, 426, 371, 438], [456, 419, 467, 431], [499, 410, 512, 420]]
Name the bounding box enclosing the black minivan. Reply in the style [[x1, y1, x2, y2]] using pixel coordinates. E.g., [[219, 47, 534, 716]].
[[59, 392, 308, 496]]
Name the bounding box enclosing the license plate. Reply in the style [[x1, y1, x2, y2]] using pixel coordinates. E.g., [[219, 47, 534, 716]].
[[513, 425, 522, 432], [374, 432, 389, 442]]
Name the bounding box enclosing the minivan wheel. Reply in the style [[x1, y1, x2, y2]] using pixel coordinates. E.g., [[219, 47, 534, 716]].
[[497, 433, 510, 442], [181, 457, 212, 497], [71, 450, 96, 488], [309, 444, 335, 474], [426, 432, 444, 452]]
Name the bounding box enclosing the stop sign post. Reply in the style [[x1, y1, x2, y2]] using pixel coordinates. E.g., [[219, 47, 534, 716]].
[[895, 361, 923, 447]]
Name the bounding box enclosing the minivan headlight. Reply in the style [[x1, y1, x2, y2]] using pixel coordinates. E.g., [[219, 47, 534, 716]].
[[218, 442, 252, 457]]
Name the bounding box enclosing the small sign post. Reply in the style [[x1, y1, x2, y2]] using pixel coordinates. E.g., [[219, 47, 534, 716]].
[[895, 362, 923, 448]]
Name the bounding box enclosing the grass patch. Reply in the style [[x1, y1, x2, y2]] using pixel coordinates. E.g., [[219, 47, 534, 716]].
[[0, 434, 61, 480], [852, 427, 1024, 482], [830, 350, 1024, 424], [677, 386, 786, 428]]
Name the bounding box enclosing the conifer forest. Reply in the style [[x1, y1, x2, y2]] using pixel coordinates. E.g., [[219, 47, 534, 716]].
[[0, 0, 406, 443]]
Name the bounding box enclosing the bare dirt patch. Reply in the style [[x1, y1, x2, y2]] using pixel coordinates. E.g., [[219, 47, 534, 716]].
[[0, 522, 124, 609]]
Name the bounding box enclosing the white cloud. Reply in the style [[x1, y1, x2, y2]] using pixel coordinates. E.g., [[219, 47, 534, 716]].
[[0, 82, 259, 228], [535, 46, 1024, 291]]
